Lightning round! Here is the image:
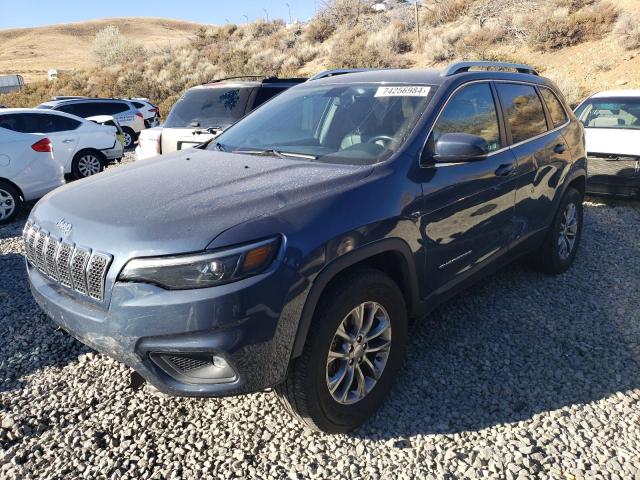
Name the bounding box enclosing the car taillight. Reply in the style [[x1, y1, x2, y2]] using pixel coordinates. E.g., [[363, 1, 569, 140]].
[[136, 111, 144, 118], [149, 108, 159, 113], [32, 138, 52, 152]]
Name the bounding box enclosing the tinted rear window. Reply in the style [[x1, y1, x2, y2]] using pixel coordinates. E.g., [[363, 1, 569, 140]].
[[164, 87, 253, 129], [497, 84, 548, 144]]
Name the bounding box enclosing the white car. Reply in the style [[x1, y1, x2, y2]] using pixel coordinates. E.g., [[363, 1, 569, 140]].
[[37, 98, 145, 150], [126, 98, 161, 128], [0, 109, 122, 179], [574, 90, 640, 197], [0, 127, 64, 224]]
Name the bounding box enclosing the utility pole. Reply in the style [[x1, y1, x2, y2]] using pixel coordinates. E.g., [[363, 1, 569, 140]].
[[264, 8, 270, 22], [286, 2, 292, 23], [243, 14, 249, 23], [414, 0, 422, 52]]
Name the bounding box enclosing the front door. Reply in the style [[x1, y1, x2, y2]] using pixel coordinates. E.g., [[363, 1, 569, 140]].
[[418, 82, 518, 292]]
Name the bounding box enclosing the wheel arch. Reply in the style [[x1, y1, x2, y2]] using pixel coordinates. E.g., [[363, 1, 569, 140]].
[[0, 177, 25, 200], [290, 238, 420, 359]]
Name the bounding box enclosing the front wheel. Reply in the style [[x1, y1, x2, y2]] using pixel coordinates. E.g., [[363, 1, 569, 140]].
[[276, 268, 407, 433], [529, 187, 583, 274]]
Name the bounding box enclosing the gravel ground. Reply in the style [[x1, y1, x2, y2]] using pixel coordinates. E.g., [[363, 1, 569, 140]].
[[1, 158, 639, 479]]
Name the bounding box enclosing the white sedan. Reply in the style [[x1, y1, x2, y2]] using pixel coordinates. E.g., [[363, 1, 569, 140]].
[[0, 109, 122, 179], [0, 127, 64, 224]]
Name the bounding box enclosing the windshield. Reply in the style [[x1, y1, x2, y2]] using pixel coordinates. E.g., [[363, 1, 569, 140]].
[[164, 87, 253, 129], [209, 83, 436, 165], [575, 97, 640, 130]]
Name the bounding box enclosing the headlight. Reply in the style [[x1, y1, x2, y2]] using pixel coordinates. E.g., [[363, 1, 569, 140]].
[[118, 237, 280, 289]]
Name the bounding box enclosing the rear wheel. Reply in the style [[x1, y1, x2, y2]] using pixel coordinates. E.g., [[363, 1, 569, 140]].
[[0, 181, 22, 225], [276, 268, 407, 433], [71, 150, 104, 179], [529, 187, 583, 274]]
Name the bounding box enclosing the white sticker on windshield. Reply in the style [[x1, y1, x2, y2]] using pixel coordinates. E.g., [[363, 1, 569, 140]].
[[374, 86, 431, 97]]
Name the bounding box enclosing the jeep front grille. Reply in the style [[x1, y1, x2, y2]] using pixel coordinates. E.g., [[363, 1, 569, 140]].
[[23, 221, 113, 302]]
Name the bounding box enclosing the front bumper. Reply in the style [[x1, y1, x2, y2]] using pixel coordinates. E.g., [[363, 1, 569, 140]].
[[28, 260, 304, 397], [587, 155, 640, 197]]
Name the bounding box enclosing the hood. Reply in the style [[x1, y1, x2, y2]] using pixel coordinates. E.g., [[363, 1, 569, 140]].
[[585, 128, 640, 157], [31, 149, 373, 260]]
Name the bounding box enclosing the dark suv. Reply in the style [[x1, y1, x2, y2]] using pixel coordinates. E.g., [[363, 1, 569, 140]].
[[24, 62, 586, 433], [136, 76, 307, 159]]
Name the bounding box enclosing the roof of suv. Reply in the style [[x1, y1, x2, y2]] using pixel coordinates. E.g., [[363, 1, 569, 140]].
[[306, 62, 547, 88], [39, 98, 135, 108], [194, 76, 307, 90]]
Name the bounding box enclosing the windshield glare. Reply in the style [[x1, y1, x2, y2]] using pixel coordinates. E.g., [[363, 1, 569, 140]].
[[575, 97, 640, 130], [164, 87, 252, 129], [210, 83, 435, 165]]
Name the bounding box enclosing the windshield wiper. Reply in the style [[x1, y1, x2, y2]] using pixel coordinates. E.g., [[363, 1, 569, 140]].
[[232, 148, 317, 160]]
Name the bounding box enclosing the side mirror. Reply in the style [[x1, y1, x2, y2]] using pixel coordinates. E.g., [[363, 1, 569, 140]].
[[432, 133, 489, 163]]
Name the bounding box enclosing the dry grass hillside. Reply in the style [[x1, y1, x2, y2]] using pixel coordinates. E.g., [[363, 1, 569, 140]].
[[1, 0, 640, 112], [0, 18, 205, 83]]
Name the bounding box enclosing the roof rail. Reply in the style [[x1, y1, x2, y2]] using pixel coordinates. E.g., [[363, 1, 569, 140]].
[[443, 61, 539, 77], [51, 96, 89, 101], [308, 68, 382, 81], [206, 75, 274, 84]]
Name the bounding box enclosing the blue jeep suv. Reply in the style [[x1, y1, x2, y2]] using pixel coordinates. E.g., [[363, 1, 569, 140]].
[[24, 62, 586, 433]]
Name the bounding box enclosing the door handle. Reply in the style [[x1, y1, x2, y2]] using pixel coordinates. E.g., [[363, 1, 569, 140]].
[[554, 143, 567, 154], [62, 139, 74, 143], [495, 163, 515, 177]]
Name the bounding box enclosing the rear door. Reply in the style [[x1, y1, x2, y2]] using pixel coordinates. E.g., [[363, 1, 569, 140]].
[[496, 83, 572, 243], [36, 114, 82, 170], [419, 81, 518, 291]]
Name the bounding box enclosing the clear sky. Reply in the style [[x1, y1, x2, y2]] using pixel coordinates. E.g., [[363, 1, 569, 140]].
[[0, 0, 320, 29]]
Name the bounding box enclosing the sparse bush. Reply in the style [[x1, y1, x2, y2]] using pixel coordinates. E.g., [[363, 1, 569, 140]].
[[92, 26, 146, 66], [526, 1, 618, 51], [331, 28, 409, 69], [423, 0, 471, 26], [545, 71, 585, 107], [614, 13, 640, 50], [305, 12, 336, 42]]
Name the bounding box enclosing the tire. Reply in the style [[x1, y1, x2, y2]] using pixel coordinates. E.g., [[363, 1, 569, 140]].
[[529, 187, 583, 274], [0, 181, 23, 225], [122, 128, 136, 150], [276, 267, 407, 433], [71, 150, 105, 180]]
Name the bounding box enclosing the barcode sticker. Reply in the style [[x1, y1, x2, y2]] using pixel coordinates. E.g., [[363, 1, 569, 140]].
[[375, 86, 431, 97]]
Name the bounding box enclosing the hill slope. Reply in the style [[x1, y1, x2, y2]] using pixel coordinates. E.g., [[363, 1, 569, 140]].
[[0, 18, 204, 82]]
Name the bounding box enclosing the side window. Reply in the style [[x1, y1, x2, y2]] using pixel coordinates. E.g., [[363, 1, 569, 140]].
[[46, 114, 81, 132], [0, 114, 27, 132], [103, 102, 129, 115], [57, 104, 80, 116], [496, 83, 548, 143], [253, 87, 287, 109], [539, 88, 568, 128], [432, 82, 502, 152]]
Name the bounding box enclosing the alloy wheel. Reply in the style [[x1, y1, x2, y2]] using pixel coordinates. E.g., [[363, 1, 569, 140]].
[[123, 132, 133, 149], [78, 154, 101, 177], [326, 301, 392, 405], [558, 202, 578, 260], [0, 188, 16, 221]]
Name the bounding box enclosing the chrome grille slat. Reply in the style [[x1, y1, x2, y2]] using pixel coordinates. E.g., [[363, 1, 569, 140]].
[[23, 223, 112, 302], [86, 252, 112, 300], [56, 242, 74, 288], [69, 247, 90, 295], [44, 237, 61, 280], [34, 231, 48, 272]]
